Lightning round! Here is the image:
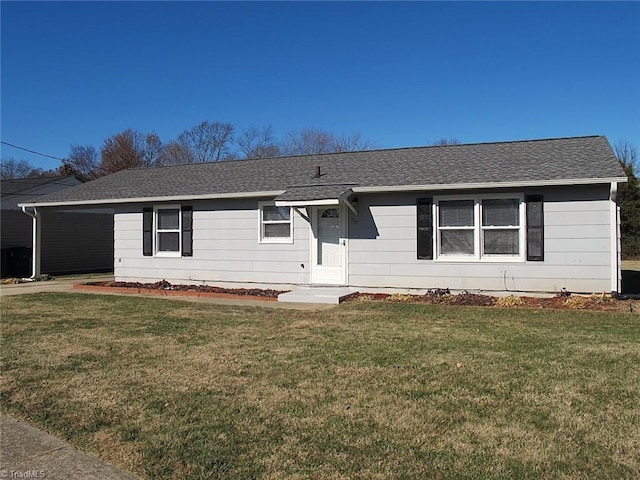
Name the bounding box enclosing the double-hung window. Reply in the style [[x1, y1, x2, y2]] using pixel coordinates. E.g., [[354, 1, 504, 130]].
[[438, 200, 475, 256], [433, 194, 524, 261], [143, 205, 193, 257], [481, 199, 521, 256], [259, 202, 293, 243], [156, 206, 181, 255]]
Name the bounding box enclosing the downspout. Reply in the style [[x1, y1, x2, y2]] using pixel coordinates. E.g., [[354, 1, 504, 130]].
[[20, 206, 41, 280], [609, 182, 620, 294]]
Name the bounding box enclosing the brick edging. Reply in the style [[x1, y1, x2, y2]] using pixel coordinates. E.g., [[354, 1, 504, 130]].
[[72, 284, 279, 301]]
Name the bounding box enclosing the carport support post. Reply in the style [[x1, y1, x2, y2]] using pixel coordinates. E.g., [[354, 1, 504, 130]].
[[21, 206, 41, 279]]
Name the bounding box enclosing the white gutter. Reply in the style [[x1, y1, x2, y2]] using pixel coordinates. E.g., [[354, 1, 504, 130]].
[[610, 182, 621, 293], [19, 190, 286, 208], [275, 191, 359, 215], [352, 176, 628, 194], [275, 198, 339, 207], [20, 206, 41, 280]]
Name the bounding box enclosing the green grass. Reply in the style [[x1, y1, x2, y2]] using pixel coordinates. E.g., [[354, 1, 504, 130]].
[[1, 293, 639, 479]]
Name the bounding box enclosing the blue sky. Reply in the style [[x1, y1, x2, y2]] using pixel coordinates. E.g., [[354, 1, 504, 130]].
[[2, 1, 639, 171]]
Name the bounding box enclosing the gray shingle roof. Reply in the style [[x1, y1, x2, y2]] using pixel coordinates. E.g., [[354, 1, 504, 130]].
[[21, 136, 626, 206], [1, 175, 81, 197]]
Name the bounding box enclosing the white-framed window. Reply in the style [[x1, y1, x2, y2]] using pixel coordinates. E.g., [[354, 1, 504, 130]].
[[259, 202, 293, 243], [155, 205, 181, 256], [438, 199, 475, 256], [481, 198, 521, 256], [435, 194, 524, 261]]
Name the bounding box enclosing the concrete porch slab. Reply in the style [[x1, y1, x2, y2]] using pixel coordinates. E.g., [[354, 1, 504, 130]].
[[278, 286, 358, 304]]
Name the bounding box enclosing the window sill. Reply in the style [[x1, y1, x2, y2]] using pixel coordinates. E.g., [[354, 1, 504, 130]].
[[154, 251, 182, 258], [259, 238, 294, 245], [434, 255, 525, 263]]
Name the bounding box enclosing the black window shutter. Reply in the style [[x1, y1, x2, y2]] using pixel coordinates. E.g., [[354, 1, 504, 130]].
[[142, 208, 153, 256], [181, 206, 193, 257], [526, 195, 544, 261], [417, 198, 434, 260]]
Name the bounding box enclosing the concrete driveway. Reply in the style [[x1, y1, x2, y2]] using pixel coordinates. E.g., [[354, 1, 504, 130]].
[[0, 274, 114, 297]]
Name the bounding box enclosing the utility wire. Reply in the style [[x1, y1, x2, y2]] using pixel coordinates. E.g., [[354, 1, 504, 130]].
[[1, 141, 66, 161]]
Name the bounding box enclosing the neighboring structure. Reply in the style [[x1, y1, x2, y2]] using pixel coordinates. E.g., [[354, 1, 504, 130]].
[[19, 136, 626, 294], [2, 175, 113, 277]]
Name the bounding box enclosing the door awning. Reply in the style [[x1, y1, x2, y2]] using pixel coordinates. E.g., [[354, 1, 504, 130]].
[[274, 184, 355, 207], [274, 184, 358, 215]]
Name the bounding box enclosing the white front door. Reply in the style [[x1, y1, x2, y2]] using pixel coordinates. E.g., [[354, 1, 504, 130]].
[[311, 205, 346, 285]]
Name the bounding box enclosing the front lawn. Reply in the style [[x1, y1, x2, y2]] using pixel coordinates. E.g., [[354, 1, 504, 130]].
[[1, 294, 638, 479]]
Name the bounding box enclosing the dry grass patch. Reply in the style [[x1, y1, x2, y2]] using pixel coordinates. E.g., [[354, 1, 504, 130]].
[[1, 293, 639, 479], [496, 294, 526, 308], [622, 259, 640, 271]]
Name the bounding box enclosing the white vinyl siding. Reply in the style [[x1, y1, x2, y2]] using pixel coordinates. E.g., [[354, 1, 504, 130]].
[[112, 184, 616, 294], [114, 199, 308, 285], [348, 186, 613, 293]]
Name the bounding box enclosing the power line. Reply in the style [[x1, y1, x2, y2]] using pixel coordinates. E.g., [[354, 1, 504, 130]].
[[0, 141, 66, 161]]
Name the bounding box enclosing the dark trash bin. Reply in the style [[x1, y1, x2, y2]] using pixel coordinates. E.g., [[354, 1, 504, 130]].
[[1, 247, 32, 278]]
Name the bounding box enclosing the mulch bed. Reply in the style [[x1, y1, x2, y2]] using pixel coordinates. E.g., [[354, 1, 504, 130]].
[[72, 281, 637, 312], [347, 289, 636, 312], [74, 280, 287, 301]]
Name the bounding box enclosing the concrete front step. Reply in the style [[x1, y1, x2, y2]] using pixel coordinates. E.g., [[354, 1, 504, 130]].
[[278, 286, 359, 304]]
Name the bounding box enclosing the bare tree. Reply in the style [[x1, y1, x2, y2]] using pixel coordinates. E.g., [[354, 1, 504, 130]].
[[160, 140, 196, 165], [143, 133, 163, 166], [282, 127, 376, 156], [1, 158, 38, 179], [64, 144, 100, 178], [432, 138, 460, 146], [100, 129, 162, 175], [177, 121, 234, 162], [332, 132, 379, 152], [237, 125, 280, 159], [283, 127, 335, 155], [614, 140, 640, 258], [614, 140, 639, 172]]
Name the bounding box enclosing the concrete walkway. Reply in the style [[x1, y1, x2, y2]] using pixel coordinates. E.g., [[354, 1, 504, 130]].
[[0, 412, 137, 480]]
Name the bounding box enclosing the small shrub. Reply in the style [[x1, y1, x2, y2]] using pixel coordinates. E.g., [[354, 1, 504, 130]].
[[438, 293, 456, 304], [388, 293, 415, 302], [564, 295, 591, 309], [593, 292, 614, 303], [496, 294, 525, 308], [356, 294, 377, 302], [454, 292, 496, 306], [426, 288, 454, 303]]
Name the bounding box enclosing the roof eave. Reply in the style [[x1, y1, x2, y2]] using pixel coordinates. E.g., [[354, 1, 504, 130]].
[[18, 176, 627, 208]]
